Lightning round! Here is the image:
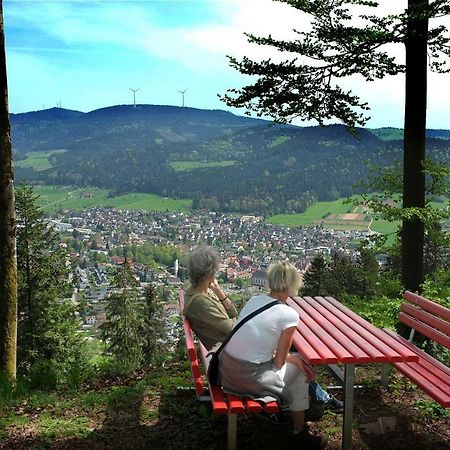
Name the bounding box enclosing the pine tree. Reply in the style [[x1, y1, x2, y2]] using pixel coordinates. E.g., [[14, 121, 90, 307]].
[[302, 254, 328, 296], [222, 0, 450, 292], [101, 260, 147, 371], [15, 185, 85, 385], [142, 283, 165, 364]]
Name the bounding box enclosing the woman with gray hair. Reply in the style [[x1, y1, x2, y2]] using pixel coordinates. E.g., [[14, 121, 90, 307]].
[[219, 261, 327, 449], [183, 246, 238, 351]]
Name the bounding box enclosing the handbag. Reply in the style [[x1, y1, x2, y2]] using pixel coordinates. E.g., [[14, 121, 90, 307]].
[[207, 300, 279, 386]]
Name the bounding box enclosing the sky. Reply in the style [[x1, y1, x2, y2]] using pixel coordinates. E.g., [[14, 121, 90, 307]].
[[4, 0, 450, 129]]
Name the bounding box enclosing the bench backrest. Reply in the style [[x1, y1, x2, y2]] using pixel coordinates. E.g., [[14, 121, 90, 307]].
[[179, 290, 205, 397], [401, 291, 450, 350]]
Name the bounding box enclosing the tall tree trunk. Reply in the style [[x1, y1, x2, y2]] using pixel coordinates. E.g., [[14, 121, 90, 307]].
[[0, 1, 17, 380], [402, 0, 428, 292]]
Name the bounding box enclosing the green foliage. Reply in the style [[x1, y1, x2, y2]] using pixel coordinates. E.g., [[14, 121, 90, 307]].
[[15, 184, 89, 386], [142, 283, 166, 365], [101, 262, 149, 372], [343, 296, 402, 330], [421, 268, 450, 307], [302, 249, 381, 300], [221, 0, 450, 128], [414, 399, 450, 419]]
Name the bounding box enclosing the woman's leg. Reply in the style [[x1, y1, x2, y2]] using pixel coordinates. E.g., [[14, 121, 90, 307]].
[[281, 361, 309, 432]]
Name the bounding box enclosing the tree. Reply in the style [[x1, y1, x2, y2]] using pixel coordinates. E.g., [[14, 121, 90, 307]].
[[101, 260, 147, 371], [302, 254, 328, 296], [15, 185, 85, 384], [0, 2, 18, 381], [222, 0, 450, 292], [142, 283, 165, 364]]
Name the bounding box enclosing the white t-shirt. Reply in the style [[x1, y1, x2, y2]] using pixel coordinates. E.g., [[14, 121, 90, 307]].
[[225, 294, 299, 363]]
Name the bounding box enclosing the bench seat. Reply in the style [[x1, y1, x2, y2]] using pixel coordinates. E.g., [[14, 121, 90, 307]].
[[179, 290, 281, 450], [383, 291, 450, 408]]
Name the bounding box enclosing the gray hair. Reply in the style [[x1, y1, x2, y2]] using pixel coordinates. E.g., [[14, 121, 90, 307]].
[[267, 261, 302, 296], [187, 246, 221, 286]]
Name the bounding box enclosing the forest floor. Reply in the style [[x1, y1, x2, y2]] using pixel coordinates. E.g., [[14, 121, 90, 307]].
[[1, 361, 449, 450]]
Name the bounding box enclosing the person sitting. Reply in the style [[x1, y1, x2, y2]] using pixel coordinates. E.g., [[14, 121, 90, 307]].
[[183, 246, 343, 416], [218, 261, 327, 449], [183, 246, 237, 351]]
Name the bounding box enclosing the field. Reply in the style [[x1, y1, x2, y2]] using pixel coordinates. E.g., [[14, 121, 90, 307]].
[[268, 199, 401, 234], [33, 186, 191, 212], [15, 149, 67, 171], [169, 160, 235, 171]]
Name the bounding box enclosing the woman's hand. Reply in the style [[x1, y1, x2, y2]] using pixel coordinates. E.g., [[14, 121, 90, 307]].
[[209, 278, 227, 301], [287, 353, 315, 383]]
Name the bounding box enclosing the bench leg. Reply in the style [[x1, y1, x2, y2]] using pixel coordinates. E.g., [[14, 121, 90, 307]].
[[342, 363, 355, 450], [381, 363, 391, 387], [227, 412, 237, 450]]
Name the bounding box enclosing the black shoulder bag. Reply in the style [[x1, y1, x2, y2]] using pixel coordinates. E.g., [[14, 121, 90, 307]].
[[207, 300, 279, 386]]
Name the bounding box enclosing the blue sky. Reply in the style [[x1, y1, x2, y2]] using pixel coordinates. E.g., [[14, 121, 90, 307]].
[[4, 0, 450, 129]]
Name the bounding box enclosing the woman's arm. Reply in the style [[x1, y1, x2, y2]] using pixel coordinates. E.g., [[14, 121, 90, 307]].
[[273, 326, 296, 369], [273, 327, 315, 382]]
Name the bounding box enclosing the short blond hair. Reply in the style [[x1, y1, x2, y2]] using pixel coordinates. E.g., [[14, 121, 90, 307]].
[[267, 261, 301, 296]]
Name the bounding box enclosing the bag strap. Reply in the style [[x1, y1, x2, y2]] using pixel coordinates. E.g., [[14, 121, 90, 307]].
[[212, 300, 279, 358]]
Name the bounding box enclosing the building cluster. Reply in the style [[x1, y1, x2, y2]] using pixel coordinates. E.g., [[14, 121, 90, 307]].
[[51, 207, 375, 333]]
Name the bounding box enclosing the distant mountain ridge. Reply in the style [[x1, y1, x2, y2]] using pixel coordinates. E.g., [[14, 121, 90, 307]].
[[11, 105, 450, 215]]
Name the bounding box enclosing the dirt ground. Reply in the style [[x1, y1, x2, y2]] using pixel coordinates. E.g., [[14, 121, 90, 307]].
[[1, 363, 449, 450]]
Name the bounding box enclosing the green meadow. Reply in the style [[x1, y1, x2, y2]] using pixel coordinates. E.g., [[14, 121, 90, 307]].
[[33, 186, 191, 212], [169, 160, 235, 171], [15, 150, 67, 171], [267, 199, 352, 227]]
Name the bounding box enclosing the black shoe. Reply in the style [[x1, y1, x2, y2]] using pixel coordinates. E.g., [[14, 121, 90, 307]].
[[294, 428, 328, 449], [324, 397, 344, 414]]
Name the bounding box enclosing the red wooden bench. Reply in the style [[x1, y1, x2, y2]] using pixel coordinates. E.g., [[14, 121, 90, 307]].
[[179, 290, 281, 450], [383, 291, 450, 407]]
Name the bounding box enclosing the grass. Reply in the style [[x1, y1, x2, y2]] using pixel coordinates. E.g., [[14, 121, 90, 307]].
[[169, 160, 236, 171], [267, 197, 448, 234], [33, 186, 192, 213], [15, 149, 67, 171], [268, 199, 351, 227]]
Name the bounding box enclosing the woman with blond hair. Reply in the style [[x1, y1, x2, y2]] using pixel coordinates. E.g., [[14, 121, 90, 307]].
[[219, 261, 327, 449]]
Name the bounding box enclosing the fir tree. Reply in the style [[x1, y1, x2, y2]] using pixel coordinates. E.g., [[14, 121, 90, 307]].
[[302, 254, 328, 296], [15, 185, 85, 385], [142, 283, 165, 364], [101, 260, 147, 371]]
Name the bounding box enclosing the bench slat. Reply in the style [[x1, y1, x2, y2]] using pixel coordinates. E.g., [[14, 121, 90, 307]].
[[404, 291, 450, 322], [289, 300, 341, 364], [320, 296, 418, 362], [383, 329, 450, 379], [383, 328, 450, 407], [303, 296, 386, 362], [392, 361, 450, 407], [401, 304, 450, 336], [228, 394, 246, 414], [245, 399, 263, 413], [291, 332, 330, 365], [399, 312, 450, 351]]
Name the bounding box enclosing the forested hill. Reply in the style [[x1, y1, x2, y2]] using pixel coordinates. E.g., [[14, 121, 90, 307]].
[[11, 105, 450, 215]]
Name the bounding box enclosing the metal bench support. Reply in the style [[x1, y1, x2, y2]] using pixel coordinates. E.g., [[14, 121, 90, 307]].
[[343, 363, 355, 450], [381, 363, 391, 387], [227, 412, 237, 450]]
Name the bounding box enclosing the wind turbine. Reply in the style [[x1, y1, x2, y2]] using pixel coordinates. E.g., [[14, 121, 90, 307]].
[[129, 88, 140, 108], [178, 89, 188, 107]]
